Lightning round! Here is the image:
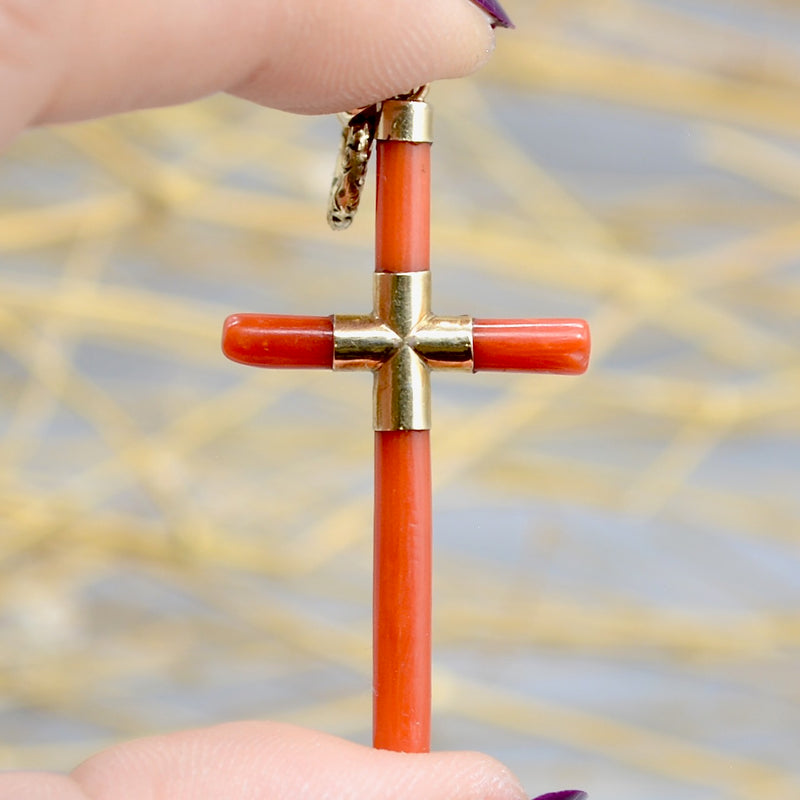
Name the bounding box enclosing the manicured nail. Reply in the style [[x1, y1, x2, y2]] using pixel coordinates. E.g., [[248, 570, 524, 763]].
[[531, 792, 588, 800], [468, 0, 515, 29]]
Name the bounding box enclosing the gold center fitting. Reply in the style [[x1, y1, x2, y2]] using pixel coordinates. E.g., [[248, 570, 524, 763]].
[[334, 271, 473, 431]]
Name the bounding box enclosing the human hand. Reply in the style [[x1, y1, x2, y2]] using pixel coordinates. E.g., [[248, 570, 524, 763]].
[[0, 720, 547, 800], [0, 0, 513, 150]]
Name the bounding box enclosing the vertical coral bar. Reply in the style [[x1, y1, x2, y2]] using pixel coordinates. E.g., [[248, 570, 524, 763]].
[[373, 138, 432, 753], [373, 429, 432, 753], [375, 140, 431, 274]]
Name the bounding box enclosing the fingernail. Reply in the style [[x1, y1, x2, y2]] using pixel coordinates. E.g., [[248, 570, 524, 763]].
[[531, 792, 588, 800], [468, 0, 515, 29]]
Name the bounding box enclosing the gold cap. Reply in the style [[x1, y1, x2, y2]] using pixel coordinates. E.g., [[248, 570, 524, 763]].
[[377, 100, 434, 143]]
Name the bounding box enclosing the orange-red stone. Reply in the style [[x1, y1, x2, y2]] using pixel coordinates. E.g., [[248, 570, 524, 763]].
[[474, 319, 590, 374], [373, 430, 432, 753], [222, 314, 333, 368], [375, 141, 431, 274]]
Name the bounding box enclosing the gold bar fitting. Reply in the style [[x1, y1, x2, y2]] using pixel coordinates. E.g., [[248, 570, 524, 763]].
[[333, 316, 398, 370], [332, 271, 473, 431], [375, 344, 431, 431], [411, 316, 473, 369], [374, 272, 430, 337], [377, 100, 433, 143]]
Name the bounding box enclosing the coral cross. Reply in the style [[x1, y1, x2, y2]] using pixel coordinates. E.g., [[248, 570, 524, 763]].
[[221, 95, 590, 756]]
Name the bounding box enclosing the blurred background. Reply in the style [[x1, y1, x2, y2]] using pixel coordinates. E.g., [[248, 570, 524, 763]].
[[1, 1, 799, 798]]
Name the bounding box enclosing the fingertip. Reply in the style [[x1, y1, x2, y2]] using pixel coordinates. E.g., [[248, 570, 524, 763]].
[[428, 0, 499, 78], [19, 0, 502, 129], [232, 0, 499, 114], [421, 750, 528, 800], [70, 723, 531, 800]]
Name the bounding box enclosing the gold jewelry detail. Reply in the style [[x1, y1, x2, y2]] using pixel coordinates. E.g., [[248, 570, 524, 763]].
[[334, 272, 473, 431], [376, 100, 433, 143], [327, 86, 431, 231], [327, 105, 381, 231]]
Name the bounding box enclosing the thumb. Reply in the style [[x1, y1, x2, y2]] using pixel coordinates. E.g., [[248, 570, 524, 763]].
[[70, 721, 529, 800]]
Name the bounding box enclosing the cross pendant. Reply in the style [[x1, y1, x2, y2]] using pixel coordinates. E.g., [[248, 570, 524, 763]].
[[222, 96, 590, 754]]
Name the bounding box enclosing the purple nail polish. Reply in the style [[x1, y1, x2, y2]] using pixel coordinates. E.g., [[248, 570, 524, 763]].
[[531, 792, 588, 800], [468, 0, 515, 29]]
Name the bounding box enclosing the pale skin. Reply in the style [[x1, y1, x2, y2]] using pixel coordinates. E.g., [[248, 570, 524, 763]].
[[0, 0, 497, 149], [2, 722, 529, 800], [0, 0, 529, 798]]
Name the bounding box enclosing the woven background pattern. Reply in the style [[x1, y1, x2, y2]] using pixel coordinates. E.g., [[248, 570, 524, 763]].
[[1, 2, 799, 799]]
